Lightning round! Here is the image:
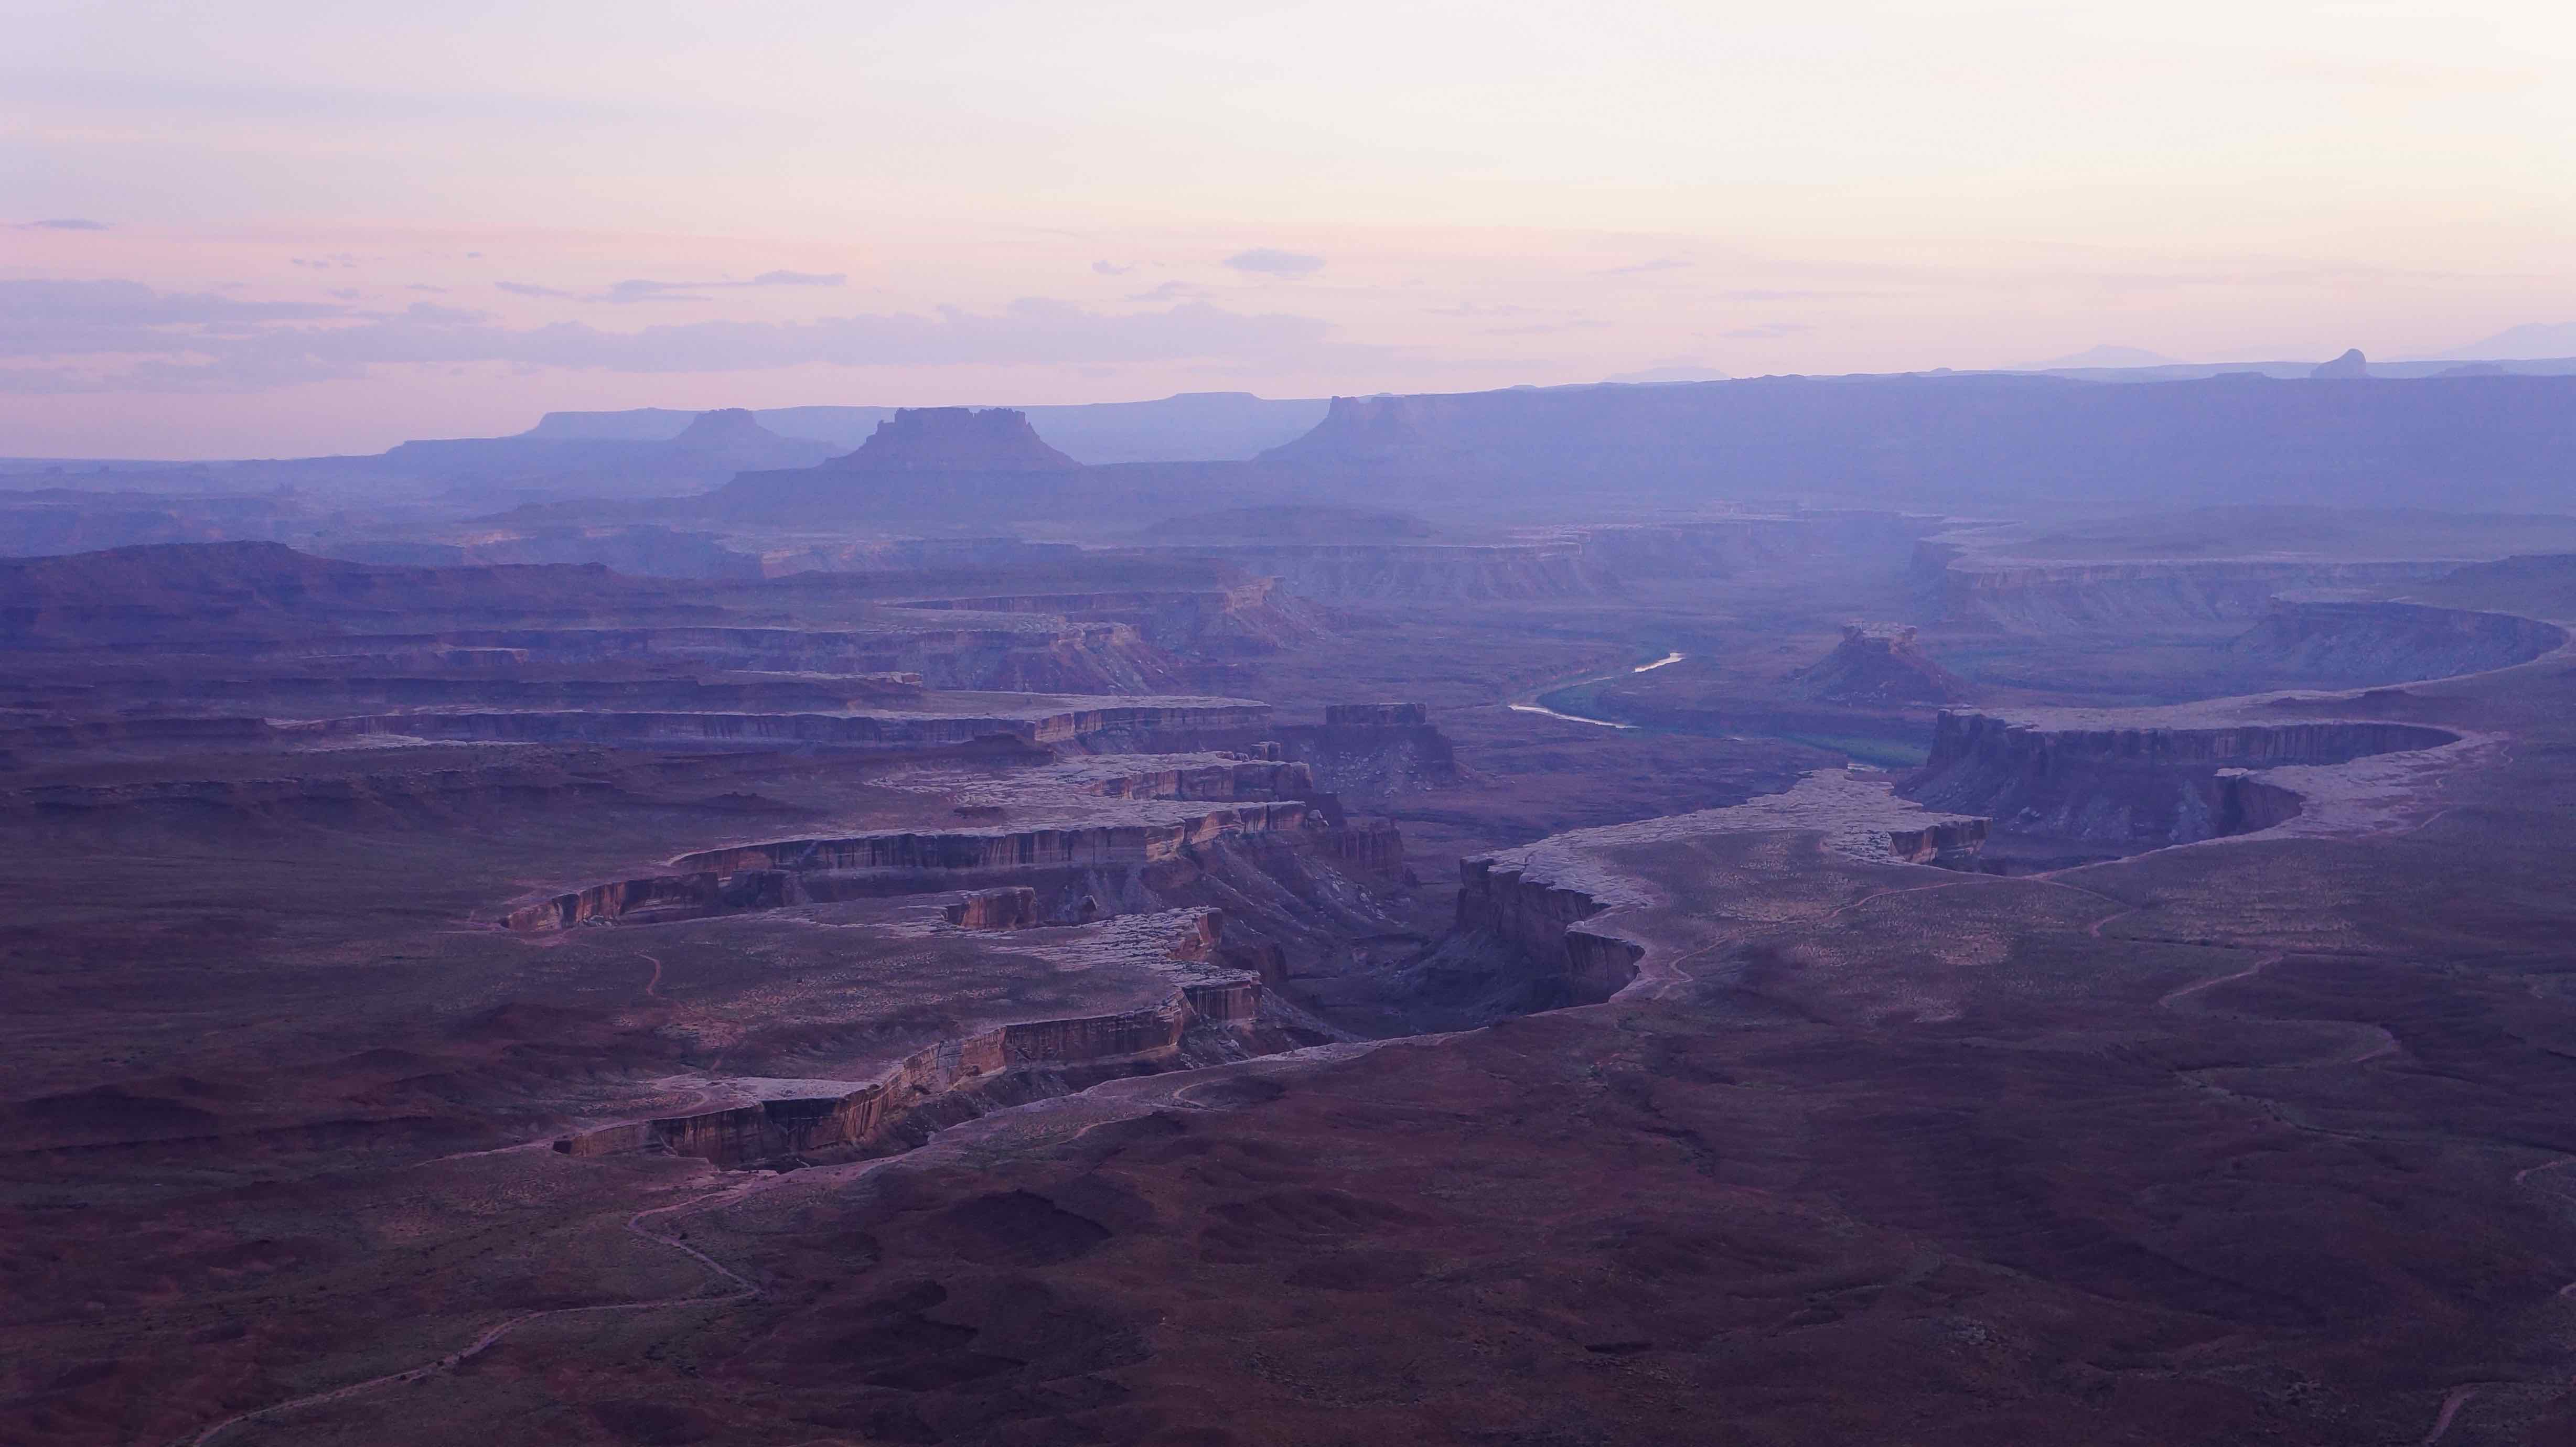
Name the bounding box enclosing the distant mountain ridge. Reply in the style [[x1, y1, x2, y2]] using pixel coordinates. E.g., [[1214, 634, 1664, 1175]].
[[520, 391, 1328, 463]]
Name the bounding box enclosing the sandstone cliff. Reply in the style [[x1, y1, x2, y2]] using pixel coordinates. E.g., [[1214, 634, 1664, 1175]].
[[555, 909, 1264, 1166], [1902, 709, 2461, 846]]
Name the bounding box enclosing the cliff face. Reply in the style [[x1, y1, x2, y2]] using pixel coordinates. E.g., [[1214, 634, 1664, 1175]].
[[1181, 543, 1603, 601], [1324, 703, 1429, 728], [889, 577, 1326, 657], [1452, 858, 1644, 1004], [313, 699, 1270, 753], [1273, 708, 1460, 796], [1940, 558, 2459, 633], [557, 912, 1262, 1166], [2223, 601, 2564, 686], [673, 801, 1318, 877], [945, 886, 1040, 928], [506, 770, 1401, 931], [1902, 710, 2461, 845], [268, 622, 1186, 695]]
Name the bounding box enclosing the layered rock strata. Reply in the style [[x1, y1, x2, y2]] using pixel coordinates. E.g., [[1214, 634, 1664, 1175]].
[[554, 909, 1259, 1166], [504, 800, 1320, 931], [303, 698, 1269, 752], [1903, 708, 2463, 846], [943, 886, 1039, 928], [1939, 557, 2461, 633]]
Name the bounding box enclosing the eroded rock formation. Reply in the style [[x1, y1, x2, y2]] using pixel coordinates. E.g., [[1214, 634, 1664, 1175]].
[[944, 886, 1039, 929], [1791, 624, 1970, 705], [1903, 709, 2461, 846], [555, 909, 1263, 1165], [1446, 772, 1989, 1009], [313, 698, 1269, 753]]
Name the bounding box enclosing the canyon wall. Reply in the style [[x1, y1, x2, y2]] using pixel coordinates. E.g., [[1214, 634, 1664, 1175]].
[[944, 886, 1040, 928], [1940, 559, 2460, 633], [307, 699, 1270, 753], [556, 909, 1263, 1166], [1453, 857, 1645, 1004], [2222, 600, 2566, 685], [1903, 709, 2461, 845]]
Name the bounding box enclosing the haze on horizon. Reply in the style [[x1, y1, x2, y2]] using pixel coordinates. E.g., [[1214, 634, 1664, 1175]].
[[6, 0, 2575, 457]]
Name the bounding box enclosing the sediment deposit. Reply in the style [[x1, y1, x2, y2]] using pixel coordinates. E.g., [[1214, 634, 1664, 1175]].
[[1454, 772, 1989, 1003]]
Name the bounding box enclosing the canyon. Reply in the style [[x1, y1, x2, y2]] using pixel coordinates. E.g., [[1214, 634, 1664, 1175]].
[[11, 395, 2576, 1446]]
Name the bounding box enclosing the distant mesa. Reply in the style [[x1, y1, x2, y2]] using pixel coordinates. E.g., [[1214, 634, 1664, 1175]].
[[669, 407, 782, 450], [1790, 624, 1969, 705], [2311, 348, 2370, 379], [828, 407, 1080, 473]]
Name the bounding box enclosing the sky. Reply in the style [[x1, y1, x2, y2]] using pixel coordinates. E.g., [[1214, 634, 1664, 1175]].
[[5, 0, 2575, 457]]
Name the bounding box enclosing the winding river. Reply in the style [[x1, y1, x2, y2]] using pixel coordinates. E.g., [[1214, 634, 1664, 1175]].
[[1504, 652, 1683, 729]]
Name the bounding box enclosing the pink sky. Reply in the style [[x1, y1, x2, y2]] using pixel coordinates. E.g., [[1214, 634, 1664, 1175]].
[[6, 1, 2574, 456]]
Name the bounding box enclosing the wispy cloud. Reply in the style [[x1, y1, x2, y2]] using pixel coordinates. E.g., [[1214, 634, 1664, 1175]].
[[18, 218, 111, 231], [1127, 280, 1204, 303], [502, 270, 850, 305], [1224, 248, 1324, 277], [1091, 260, 1136, 276], [1594, 257, 1691, 276], [1724, 321, 1813, 339], [0, 279, 1378, 394]]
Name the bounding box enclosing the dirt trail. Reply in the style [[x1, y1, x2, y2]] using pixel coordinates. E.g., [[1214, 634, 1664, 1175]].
[[2420, 1381, 2484, 1444], [638, 951, 663, 999], [185, 1179, 773, 1446], [175, 1044, 1372, 1446]]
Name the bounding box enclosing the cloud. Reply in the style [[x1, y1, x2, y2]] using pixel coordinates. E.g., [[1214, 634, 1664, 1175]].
[[1127, 280, 1204, 303], [1092, 260, 1136, 276], [19, 218, 110, 231], [0, 279, 1375, 394], [1721, 288, 1832, 301], [405, 283, 449, 293], [502, 271, 851, 304], [1723, 322, 1813, 339], [1223, 248, 1324, 277], [1430, 301, 1536, 317], [0, 279, 348, 357], [326, 288, 363, 301], [1594, 257, 1691, 276]]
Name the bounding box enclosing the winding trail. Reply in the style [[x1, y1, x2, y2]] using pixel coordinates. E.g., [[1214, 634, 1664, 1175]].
[[638, 951, 664, 1000], [175, 1044, 1373, 1446], [2420, 1381, 2492, 1444], [185, 1181, 774, 1446]]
